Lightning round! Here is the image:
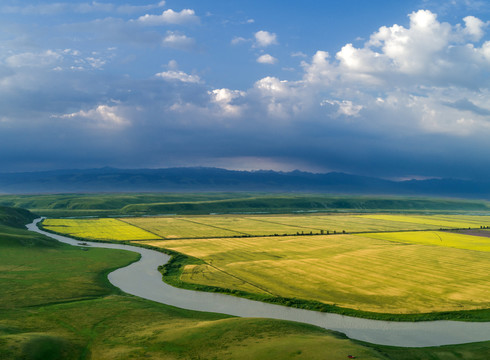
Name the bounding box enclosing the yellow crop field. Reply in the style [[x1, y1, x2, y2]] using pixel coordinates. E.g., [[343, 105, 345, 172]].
[[121, 213, 488, 240], [254, 214, 425, 233], [121, 217, 244, 238], [140, 233, 490, 314], [123, 215, 322, 239], [362, 231, 490, 252], [42, 218, 161, 241], [122, 214, 490, 239], [359, 214, 490, 229]]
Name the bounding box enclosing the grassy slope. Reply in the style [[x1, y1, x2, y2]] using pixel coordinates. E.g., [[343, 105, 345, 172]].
[[1, 193, 490, 217], [120, 195, 490, 216], [0, 205, 37, 228]]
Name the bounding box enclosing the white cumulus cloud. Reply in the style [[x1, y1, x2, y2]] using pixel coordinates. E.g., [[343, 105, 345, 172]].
[[239, 10, 490, 135], [231, 36, 249, 45], [162, 31, 195, 50], [209, 88, 246, 117], [57, 105, 130, 129], [254, 30, 278, 47], [156, 70, 201, 83], [5, 50, 62, 68], [257, 54, 278, 64], [461, 15, 487, 41], [321, 100, 363, 117], [137, 8, 199, 25]]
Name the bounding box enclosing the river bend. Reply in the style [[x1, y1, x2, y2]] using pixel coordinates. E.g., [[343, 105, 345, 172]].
[[27, 218, 490, 347]]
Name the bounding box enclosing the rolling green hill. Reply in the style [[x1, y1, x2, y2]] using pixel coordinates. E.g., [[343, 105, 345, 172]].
[[0, 205, 37, 228], [1, 193, 489, 217]]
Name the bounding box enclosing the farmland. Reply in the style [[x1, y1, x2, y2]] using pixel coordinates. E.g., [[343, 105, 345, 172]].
[[363, 230, 490, 252], [2, 202, 490, 358], [42, 213, 490, 241], [0, 207, 390, 360], [123, 213, 490, 239], [42, 212, 490, 317], [141, 232, 490, 315], [42, 218, 161, 241]]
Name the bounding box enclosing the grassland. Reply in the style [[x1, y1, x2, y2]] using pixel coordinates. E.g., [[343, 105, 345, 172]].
[[42, 218, 161, 241], [2, 193, 490, 217]]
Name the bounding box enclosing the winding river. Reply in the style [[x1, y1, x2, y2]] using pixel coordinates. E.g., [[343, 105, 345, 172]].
[[27, 218, 490, 347]]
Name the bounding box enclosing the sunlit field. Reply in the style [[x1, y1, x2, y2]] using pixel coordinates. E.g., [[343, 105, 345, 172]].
[[122, 213, 490, 239], [121, 216, 245, 238], [140, 232, 490, 314], [360, 214, 490, 229], [43, 214, 490, 315], [363, 230, 490, 252], [42, 218, 161, 241]]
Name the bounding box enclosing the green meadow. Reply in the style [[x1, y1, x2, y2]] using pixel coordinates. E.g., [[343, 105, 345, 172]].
[[2, 193, 490, 217]]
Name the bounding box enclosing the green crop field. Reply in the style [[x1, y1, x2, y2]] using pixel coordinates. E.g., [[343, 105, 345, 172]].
[[141, 231, 490, 315]]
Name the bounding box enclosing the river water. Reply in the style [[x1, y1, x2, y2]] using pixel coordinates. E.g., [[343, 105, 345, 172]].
[[26, 218, 490, 347]]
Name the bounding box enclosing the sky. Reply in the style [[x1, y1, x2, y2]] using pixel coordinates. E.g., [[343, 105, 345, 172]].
[[1, 0, 490, 180]]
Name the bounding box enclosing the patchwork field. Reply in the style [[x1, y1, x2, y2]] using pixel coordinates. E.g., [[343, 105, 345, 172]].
[[42, 218, 161, 241], [42, 213, 490, 316], [140, 232, 490, 314], [360, 214, 490, 229], [120, 217, 245, 239], [123, 213, 490, 239]]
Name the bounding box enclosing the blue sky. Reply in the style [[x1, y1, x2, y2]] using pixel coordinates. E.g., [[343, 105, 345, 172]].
[[1, 1, 490, 180]]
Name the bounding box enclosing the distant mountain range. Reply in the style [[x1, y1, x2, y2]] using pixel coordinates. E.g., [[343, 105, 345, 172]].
[[0, 167, 489, 198]]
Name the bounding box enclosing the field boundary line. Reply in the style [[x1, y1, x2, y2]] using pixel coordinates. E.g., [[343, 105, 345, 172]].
[[127, 227, 477, 242], [203, 262, 277, 296], [243, 217, 321, 232], [178, 218, 250, 236], [117, 218, 164, 239]]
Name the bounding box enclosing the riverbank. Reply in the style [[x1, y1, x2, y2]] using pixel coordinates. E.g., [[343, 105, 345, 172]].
[[27, 218, 490, 347]]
